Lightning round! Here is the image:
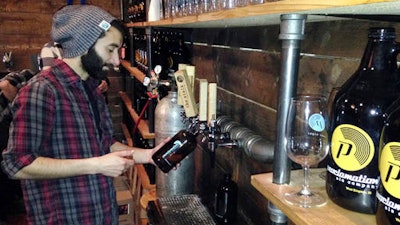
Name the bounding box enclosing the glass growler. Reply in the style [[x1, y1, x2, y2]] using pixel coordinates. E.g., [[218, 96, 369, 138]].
[[152, 129, 198, 173], [326, 27, 400, 214], [214, 174, 237, 224], [376, 99, 400, 225]]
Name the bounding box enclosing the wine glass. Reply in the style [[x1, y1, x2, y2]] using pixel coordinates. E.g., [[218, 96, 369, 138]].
[[284, 95, 330, 208]]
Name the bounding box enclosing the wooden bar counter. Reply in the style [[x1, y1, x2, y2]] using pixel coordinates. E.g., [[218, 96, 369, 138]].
[[251, 168, 376, 225]]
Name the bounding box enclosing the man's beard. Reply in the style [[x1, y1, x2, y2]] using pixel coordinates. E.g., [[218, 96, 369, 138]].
[[81, 47, 112, 80]]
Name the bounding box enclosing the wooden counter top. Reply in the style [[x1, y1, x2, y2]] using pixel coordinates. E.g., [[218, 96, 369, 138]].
[[251, 168, 376, 225]]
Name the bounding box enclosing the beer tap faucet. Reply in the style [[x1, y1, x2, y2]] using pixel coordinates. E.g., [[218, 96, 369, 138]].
[[201, 120, 238, 168]]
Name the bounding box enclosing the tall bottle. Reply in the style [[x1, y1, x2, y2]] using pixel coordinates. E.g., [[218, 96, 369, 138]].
[[376, 98, 400, 225], [152, 128, 198, 173], [326, 27, 400, 214], [214, 174, 238, 224]]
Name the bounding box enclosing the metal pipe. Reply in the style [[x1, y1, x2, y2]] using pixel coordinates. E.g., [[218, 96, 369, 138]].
[[273, 14, 307, 185], [268, 202, 288, 225], [215, 116, 274, 163], [268, 13, 306, 225], [128, 28, 135, 68], [120, 0, 124, 20], [145, 27, 155, 133]]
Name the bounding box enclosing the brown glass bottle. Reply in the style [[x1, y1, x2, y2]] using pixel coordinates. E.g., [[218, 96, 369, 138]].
[[215, 174, 238, 224], [376, 98, 400, 225], [326, 27, 400, 214], [152, 129, 197, 173]]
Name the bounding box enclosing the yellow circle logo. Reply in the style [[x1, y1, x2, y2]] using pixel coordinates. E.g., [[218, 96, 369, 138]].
[[331, 124, 375, 171], [380, 142, 400, 199]]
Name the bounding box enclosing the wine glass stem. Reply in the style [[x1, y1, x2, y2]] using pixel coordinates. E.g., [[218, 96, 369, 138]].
[[301, 165, 312, 196]]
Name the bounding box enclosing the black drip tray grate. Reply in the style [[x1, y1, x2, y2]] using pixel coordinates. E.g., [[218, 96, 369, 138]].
[[154, 194, 216, 225]]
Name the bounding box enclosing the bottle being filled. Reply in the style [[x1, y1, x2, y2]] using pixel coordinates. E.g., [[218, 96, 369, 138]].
[[214, 174, 238, 224], [376, 98, 400, 225], [326, 27, 400, 214], [152, 122, 198, 173]]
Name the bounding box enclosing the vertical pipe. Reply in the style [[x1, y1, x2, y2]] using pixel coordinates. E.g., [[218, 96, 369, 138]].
[[268, 202, 287, 225], [146, 27, 155, 133], [120, 0, 126, 21], [273, 13, 307, 184], [268, 14, 306, 225], [146, 27, 153, 77], [129, 28, 135, 67], [120, 0, 124, 20]]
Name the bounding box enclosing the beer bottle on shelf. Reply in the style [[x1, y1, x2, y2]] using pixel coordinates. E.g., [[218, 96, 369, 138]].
[[152, 129, 198, 173], [326, 27, 400, 214], [376, 98, 400, 225]]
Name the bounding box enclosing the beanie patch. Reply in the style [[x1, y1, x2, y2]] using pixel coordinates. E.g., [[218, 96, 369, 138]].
[[99, 20, 111, 31]]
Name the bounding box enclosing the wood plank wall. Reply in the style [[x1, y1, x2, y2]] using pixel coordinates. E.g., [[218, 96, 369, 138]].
[[191, 20, 400, 224]]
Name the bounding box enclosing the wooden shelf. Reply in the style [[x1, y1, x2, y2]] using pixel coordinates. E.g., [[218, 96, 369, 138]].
[[121, 122, 134, 147], [121, 60, 147, 83], [119, 91, 155, 139], [251, 168, 376, 225], [125, 0, 400, 28]]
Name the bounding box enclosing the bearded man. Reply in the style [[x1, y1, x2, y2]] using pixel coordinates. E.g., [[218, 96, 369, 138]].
[[1, 5, 168, 225]]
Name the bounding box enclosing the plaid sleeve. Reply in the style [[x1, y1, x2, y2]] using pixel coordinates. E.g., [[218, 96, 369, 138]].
[[1, 80, 55, 177], [5, 70, 35, 89]]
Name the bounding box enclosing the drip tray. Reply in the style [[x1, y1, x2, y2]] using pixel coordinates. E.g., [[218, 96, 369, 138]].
[[147, 194, 216, 225]]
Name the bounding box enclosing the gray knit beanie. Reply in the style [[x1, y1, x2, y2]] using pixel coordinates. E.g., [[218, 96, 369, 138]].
[[51, 5, 116, 58]]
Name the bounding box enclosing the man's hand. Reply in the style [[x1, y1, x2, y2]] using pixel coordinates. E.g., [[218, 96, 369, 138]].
[[94, 150, 135, 177], [0, 80, 18, 101], [148, 137, 172, 164], [97, 80, 109, 93]]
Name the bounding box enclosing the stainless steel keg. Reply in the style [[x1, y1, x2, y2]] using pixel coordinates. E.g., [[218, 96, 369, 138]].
[[155, 91, 194, 197]]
